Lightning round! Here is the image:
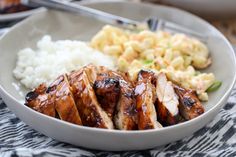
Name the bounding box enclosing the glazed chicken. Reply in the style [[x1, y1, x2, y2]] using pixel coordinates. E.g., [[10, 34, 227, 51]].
[[135, 70, 162, 129], [93, 77, 120, 118], [174, 84, 204, 120], [47, 75, 82, 125], [68, 68, 114, 129], [156, 73, 181, 126], [115, 78, 137, 130], [25, 75, 82, 125], [25, 64, 204, 130], [85, 65, 137, 130], [92, 67, 120, 119], [25, 83, 55, 117]]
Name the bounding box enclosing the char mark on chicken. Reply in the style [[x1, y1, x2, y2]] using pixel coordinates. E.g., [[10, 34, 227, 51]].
[[68, 69, 114, 129], [174, 84, 204, 120], [82, 65, 120, 120], [86, 65, 137, 130], [138, 70, 156, 84], [93, 76, 120, 118], [25, 83, 56, 117]]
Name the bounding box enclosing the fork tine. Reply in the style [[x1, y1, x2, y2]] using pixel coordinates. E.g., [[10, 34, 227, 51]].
[[147, 18, 162, 31]]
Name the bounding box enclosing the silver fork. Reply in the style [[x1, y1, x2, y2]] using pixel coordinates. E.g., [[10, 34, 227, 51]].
[[21, 0, 207, 41]]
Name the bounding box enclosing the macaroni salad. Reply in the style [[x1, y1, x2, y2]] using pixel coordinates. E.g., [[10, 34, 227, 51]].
[[91, 25, 215, 101]]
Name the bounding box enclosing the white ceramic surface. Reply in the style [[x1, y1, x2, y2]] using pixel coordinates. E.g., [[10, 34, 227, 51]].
[[0, 1, 235, 151]]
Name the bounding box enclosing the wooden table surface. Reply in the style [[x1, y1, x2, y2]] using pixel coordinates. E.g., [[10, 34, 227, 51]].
[[209, 19, 236, 45]]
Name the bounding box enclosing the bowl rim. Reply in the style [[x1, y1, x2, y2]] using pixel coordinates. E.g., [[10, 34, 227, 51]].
[[0, 0, 235, 135]]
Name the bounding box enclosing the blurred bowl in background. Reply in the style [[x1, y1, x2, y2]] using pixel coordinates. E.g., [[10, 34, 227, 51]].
[[0, 0, 44, 22], [0, 0, 31, 14], [0, 7, 45, 22], [0, 0, 72, 22]]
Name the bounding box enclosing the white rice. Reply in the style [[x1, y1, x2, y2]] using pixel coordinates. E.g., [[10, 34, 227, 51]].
[[13, 35, 115, 89]]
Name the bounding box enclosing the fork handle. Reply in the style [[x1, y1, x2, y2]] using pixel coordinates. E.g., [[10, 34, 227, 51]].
[[21, 0, 140, 28]]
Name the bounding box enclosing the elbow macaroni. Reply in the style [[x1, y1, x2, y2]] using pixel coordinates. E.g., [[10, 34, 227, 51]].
[[90, 25, 215, 101]]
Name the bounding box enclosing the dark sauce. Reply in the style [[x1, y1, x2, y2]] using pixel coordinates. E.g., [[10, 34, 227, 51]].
[[0, 1, 35, 14], [25, 91, 38, 102], [183, 96, 196, 108]]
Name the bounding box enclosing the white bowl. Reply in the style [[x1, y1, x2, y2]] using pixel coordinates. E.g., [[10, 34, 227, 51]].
[[0, 1, 235, 151]]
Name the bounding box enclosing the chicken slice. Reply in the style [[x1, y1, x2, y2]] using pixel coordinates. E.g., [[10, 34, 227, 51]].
[[115, 79, 137, 130], [85, 65, 137, 130], [156, 72, 180, 126], [83, 65, 120, 119], [93, 76, 120, 118], [69, 69, 114, 129], [25, 83, 55, 117], [97, 66, 137, 130], [83, 64, 99, 83], [47, 74, 82, 125], [174, 84, 204, 120], [135, 70, 162, 130], [105, 68, 137, 130]]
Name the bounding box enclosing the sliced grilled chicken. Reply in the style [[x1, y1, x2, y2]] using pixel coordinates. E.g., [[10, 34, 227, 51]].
[[25, 64, 205, 130], [69, 69, 114, 129], [83, 65, 120, 119], [137, 70, 156, 84], [102, 67, 137, 130], [115, 79, 137, 130], [25, 83, 56, 117], [83, 64, 99, 83], [85, 64, 137, 130], [135, 70, 162, 130], [47, 75, 82, 125], [93, 76, 120, 118], [156, 72, 180, 126], [174, 85, 204, 120]]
